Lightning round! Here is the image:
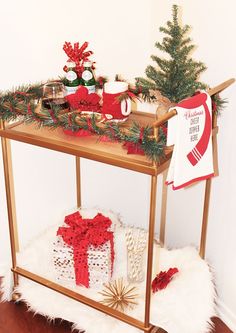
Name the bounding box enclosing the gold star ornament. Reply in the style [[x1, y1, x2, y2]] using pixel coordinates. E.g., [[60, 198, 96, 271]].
[[99, 278, 139, 312]]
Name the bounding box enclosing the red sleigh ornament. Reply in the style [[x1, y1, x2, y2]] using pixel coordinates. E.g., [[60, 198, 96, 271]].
[[57, 211, 114, 288]]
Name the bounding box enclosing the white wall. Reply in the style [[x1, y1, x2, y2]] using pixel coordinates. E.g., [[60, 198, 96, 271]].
[[0, 0, 235, 330]]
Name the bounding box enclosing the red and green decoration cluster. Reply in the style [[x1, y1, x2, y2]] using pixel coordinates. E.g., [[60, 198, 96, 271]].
[[0, 4, 225, 161], [62, 41, 109, 90], [0, 83, 166, 162], [63, 41, 93, 77]]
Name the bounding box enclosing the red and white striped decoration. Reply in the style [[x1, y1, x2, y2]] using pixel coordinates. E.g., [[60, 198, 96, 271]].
[[166, 92, 214, 190]]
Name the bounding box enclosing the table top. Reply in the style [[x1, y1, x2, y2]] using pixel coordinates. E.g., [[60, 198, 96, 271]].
[[0, 111, 171, 175]]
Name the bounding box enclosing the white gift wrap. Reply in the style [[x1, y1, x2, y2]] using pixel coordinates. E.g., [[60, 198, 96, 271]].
[[53, 236, 112, 289]]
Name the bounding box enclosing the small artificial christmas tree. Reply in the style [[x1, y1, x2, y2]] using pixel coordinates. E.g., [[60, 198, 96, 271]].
[[136, 5, 207, 103]]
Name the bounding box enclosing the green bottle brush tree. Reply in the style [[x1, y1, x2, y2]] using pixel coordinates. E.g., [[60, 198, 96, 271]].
[[135, 4, 225, 111]]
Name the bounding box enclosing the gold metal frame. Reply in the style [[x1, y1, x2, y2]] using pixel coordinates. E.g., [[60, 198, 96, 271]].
[[0, 79, 234, 332], [0, 120, 19, 288]]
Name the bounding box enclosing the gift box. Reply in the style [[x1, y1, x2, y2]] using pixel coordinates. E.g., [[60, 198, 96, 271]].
[[53, 237, 75, 282], [53, 211, 115, 289]]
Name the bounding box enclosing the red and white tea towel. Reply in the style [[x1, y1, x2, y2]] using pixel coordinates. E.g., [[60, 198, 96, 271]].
[[166, 92, 214, 190]]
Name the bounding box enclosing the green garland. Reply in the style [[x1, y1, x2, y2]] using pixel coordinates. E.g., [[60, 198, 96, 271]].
[[0, 5, 225, 162], [0, 82, 166, 162]]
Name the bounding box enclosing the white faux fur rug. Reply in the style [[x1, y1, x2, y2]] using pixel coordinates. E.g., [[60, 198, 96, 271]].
[[1, 209, 216, 333]]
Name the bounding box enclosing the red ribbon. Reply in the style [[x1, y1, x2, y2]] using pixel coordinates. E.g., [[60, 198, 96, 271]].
[[27, 104, 32, 115], [122, 142, 145, 155], [63, 129, 92, 137], [127, 90, 141, 102], [48, 109, 58, 124], [112, 90, 141, 105], [87, 118, 93, 131], [139, 127, 144, 143], [122, 127, 145, 155], [14, 91, 29, 97], [57, 211, 114, 288], [152, 267, 179, 292], [212, 99, 217, 113]]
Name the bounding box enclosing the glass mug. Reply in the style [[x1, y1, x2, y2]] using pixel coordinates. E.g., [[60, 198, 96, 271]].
[[42, 81, 69, 113]]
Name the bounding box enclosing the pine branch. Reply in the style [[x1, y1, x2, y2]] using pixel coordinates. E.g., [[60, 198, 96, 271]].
[[0, 81, 169, 162], [211, 94, 227, 115]]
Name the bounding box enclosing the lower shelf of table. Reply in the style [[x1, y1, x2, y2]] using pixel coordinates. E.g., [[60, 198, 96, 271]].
[[3, 218, 215, 333], [13, 266, 153, 332]]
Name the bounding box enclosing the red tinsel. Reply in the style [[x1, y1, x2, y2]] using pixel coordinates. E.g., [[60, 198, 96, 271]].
[[152, 267, 179, 292], [14, 91, 29, 97], [48, 109, 58, 124], [96, 76, 108, 89], [212, 99, 217, 113], [139, 127, 144, 143], [63, 129, 92, 137], [127, 90, 141, 101], [65, 86, 101, 111], [63, 41, 93, 77], [57, 211, 114, 288], [160, 124, 168, 136], [27, 104, 32, 115], [122, 142, 145, 155], [99, 135, 114, 142]]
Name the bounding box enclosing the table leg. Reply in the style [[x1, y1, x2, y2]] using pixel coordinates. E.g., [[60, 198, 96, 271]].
[[199, 178, 212, 259], [144, 175, 158, 328], [0, 121, 19, 292], [159, 170, 168, 247], [76, 156, 81, 208]]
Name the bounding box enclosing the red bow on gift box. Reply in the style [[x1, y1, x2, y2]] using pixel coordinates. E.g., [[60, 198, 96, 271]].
[[57, 211, 114, 288]]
